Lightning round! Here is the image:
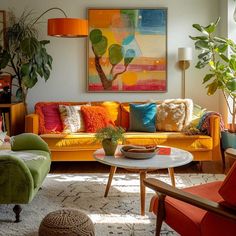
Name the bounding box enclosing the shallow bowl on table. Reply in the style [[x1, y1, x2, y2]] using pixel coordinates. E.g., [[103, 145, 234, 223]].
[[120, 147, 156, 159]]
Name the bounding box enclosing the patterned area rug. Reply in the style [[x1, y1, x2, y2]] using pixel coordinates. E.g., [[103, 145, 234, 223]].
[[0, 173, 224, 236]]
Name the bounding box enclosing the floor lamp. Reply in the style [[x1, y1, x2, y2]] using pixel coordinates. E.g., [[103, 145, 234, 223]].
[[178, 47, 192, 98]]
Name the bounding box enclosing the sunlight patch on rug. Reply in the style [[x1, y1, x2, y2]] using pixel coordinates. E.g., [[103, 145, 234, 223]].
[[0, 173, 225, 236]]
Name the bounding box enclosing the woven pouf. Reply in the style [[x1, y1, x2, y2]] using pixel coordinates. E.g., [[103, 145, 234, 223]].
[[39, 208, 95, 236]]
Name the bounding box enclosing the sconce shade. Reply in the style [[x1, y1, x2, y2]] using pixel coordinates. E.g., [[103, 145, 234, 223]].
[[48, 18, 88, 37], [178, 47, 192, 61]]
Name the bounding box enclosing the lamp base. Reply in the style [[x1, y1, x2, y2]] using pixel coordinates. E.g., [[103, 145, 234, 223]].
[[178, 60, 190, 70]]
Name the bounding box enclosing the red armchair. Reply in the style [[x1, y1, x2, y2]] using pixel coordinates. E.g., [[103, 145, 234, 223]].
[[144, 162, 236, 236]]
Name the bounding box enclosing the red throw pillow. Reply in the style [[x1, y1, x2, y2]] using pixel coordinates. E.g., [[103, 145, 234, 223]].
[[218, 162, 236, 207], [81, 106, 114, 132], [36, 103, 63, 134]]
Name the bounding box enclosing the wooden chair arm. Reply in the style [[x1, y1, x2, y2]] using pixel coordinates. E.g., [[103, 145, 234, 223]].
[[144, 178, 236, 221]]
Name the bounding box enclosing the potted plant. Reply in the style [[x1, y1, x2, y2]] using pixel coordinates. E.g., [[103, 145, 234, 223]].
[[95, 126, 125, 156], [190, 17, 236, 149], [0, 10, 52, 112]]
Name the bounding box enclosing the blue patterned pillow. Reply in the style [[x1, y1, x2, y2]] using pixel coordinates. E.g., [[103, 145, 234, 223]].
[[129, 103, 157, 132]]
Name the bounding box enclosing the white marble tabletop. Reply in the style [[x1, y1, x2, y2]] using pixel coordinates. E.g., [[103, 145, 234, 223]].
[[93, 145, 193, 170]]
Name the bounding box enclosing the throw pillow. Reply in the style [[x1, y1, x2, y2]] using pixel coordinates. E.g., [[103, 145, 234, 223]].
[[191, 104, 207, 127], [156, 99, 193, 132], [59, 105, 87, 133], [129, 103, 157, 132], [39, 104, 63, 133], [81, 106, 114, 133]]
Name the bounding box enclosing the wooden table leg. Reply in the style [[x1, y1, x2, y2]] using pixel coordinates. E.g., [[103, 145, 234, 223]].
[[168, 167, 175, 187], [104, 166, 117, 197], [140, 171, 147, 216]]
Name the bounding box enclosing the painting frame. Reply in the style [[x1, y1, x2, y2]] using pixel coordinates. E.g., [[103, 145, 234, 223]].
[[0, 10, 6, 49], [87, 8, 168, 93]]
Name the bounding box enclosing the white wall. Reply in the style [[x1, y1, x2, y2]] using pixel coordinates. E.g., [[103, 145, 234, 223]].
[[1, 0, 221, 113]]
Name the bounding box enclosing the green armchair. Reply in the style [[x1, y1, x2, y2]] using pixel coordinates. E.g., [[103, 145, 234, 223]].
[[0, 133, 51, 222]]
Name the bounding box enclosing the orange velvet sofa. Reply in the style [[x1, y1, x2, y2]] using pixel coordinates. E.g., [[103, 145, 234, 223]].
[[25, 101, 222, 162]]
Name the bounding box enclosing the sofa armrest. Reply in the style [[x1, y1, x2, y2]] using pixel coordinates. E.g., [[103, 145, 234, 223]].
[[25, 114, 39, 134], [210, 115, 222, 161], [11, 133, 50, 153], [0, 155, 35, 203]]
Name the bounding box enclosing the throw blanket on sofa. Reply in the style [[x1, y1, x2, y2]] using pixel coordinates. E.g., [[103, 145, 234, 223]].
[[197, 111, 225, 135]]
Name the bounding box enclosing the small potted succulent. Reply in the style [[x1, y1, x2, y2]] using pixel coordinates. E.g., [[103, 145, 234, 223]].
[[95, 126, 125, 156]]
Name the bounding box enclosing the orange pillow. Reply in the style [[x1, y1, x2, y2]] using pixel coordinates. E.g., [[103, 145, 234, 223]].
[[81, 106, 114, 132]]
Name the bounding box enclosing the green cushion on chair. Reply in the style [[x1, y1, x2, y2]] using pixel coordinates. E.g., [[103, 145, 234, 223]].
[[11, 133, 50, 153], [23, 150, 51, 188]]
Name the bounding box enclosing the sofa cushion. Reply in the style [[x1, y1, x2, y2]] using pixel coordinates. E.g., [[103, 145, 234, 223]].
[[40, 133, 100, 151], [156, 99, 193, 131], [81, 106, 114, 132], [191, 104, 207, 127], [129, 103, 157, 132], [20, 150, 51, 189], [59, 105, 88, 133], [35, 102, 88, 134], [124, 132, 212, 151], [120, 102, 145, 130], [91, 101, 120, 126]]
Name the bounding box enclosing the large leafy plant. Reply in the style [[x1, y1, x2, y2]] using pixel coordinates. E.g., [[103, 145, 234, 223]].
[[190, 17, 236, 131], [0, 10, 52, 107]]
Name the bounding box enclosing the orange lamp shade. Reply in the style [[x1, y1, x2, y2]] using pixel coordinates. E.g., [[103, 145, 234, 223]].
[[47, 18, 88, 37]]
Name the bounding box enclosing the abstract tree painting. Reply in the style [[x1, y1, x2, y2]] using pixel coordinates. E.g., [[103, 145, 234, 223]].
[[87, 9, 167, 92]]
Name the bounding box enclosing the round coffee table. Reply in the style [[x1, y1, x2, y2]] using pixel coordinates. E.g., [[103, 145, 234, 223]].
[[93, 145, 193, 216]]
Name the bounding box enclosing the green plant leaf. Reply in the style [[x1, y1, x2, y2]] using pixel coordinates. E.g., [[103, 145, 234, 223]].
[[0, 50, 11, 69], [189, 36, 208, 41], [219, 53, 229, 62], [20, 37, 40, 57], [203, 74, 214, 84], [229, 59, 236, 71], [22, 75, 38, 88], [213, 37, 227, 43], [217, 44, 228, 53], [226, 80, 236, 92], [214, 17, 220, 26], [204, 23, 216, 34], [20, 63, 32, 76], [42, 66, 50, 81], [109, 44, 124, 65], [16, 88, 23, 100], [196, 60, 209, 69], [207, 81, 218, 95], [195, 40, 210, 50], [40, 40, 50, 45], [192, 24, 208, 35], [198, 51, 211, 60]]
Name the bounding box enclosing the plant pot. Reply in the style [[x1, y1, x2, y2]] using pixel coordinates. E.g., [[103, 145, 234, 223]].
[[221, 130, 236, 150], [102, 139, 118, 156]]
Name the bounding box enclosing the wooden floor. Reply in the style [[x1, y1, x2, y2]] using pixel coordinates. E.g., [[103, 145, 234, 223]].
[[50, 160, 227, 174]]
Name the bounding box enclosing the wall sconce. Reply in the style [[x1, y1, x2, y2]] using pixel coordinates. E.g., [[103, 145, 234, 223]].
[[178, 47, 192, 98], [33, 7, 88, 37]]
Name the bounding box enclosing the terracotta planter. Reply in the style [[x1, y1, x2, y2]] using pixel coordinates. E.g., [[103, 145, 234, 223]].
[[221, 131, 236, 150], [102, 139, 118, 156]]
